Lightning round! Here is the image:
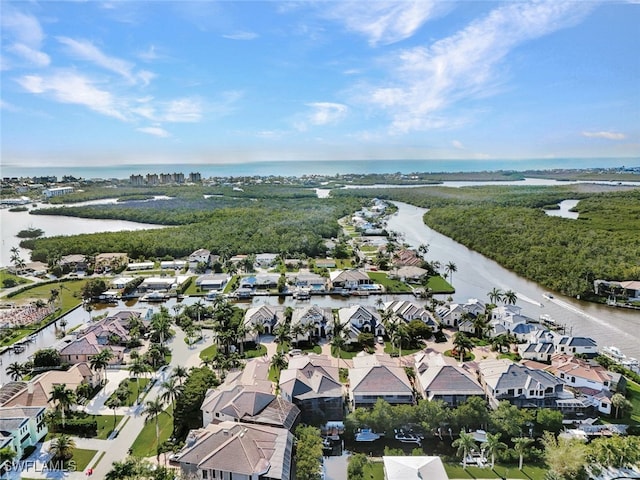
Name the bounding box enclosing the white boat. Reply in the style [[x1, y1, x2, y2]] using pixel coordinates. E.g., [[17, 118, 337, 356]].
[[540, 314, 556, 326], [543, 292, 554, 300], [394, 429, 422, 444], [602, 346, 640, 372], [355, 429, 380, 442]]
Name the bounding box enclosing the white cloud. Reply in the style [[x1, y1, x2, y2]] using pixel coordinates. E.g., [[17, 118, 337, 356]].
[[222, 31, 258, 40], [306, 102, 348, 126], [361, 1, 594, 133], [582, 131, 626, 140], [16, 71, 127, 120], [137, 126, 170, 138], [132, 97, 203, 123], [452, 140, 464, 149], [57, 36, 152, 85], [325, 1, 442, 46], [6, 43, 50, 67], [1, 9, 50, 68]]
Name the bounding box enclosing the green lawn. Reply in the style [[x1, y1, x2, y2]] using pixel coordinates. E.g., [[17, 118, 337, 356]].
[[617, 380, 640, 424], [131, 404, 174, 458], [425, 275, 455, 294], [363, 461, 385, 480], [0, 269, 32, 290], [95, 414, 124, 439], [244, 344, 267, 358], [107, 378, 150, 406], [68, 448, 97, 472], [199, 344, 218, 361], [444, 463, 547, 479], [383, 343, 423, 356], [367, 272, 412, 292], [8, 279, 92, 312]]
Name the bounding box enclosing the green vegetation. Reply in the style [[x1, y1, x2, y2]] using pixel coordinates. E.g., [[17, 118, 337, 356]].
[[68, 448, 97, 472], [443, 463, 547, 479], [131, 404, 173, 458], [173, 366, 218, 440], [199, 344, 218, 362], [424, 275, 455, 293], [0, 269, 32, 289], [25, 194, 365, 264], [7, 278, 93, 313], [336, 185, 640, 297], [107, 378, 150, 407], [367, 272, 412, 292], [95, 414, 124, 440]]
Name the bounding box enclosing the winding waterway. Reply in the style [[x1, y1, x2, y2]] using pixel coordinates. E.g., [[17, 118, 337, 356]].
[[386, 201, 640, 359]]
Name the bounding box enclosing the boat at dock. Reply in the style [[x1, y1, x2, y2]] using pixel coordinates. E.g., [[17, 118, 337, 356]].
[[601, 346, 640, 373], [394, 429, 423, 444], [355, 428, 381, 442]]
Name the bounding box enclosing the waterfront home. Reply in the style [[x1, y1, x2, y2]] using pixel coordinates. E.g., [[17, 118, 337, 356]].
[[279, 354, 343, 423], [290, 305, 333, 340], [349, 353, 414, 408], [477, 359, 564, 409], [435, 303, 465, 327], [384, 300, 439, 329], [518, 342, 556, 362], [549, 353, 612, 392], [329, 269, 373, 291], [173, 421, 294, 480], [389, 265, 429, 283], [195, 273, 231, 291], [59, 254, 87, 272], [414, 352, 485, 407], [244, 305, 285, 336], [0, 406, 48, 459], [554, 335, 598, 357], [255, 253, 278, 268], [488, 305, 528, 336], [315, 258, 336, 269], [463, 298, 487, 318], [392, 249, 423, 267], [337, 305, 385, 342], [58, 332, 124, 365], [139, 275, 190, 292], [292, 272, 327, 292], [160, 260, 187, 270]]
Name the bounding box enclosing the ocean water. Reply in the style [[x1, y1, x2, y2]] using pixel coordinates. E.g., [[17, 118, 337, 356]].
[[1, 157, 634, 180]]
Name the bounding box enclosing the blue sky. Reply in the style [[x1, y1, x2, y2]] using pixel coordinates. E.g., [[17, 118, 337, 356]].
[[1, 0, 639, 168]]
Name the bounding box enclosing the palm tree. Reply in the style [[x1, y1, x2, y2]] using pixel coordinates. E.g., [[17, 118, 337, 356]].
[[503, 289, 518, 305], [7, 361, 24, 381], [48, 384, 76, 428], [142, 398, 167, 462], [491, 334, 511, 354], [274, 323, 292, 352], [452, 332, 473, 363], [487, 287, 504, 305], [129, 359, 151, 402], [270, 351, 288, 376], [160, 377, 182, 411], [150, 310, 172, 347], [375, 297, 385, 310], [89, 349, 114, 384], [445, 261, 457, 283], [484, 432, 507, 469], [452, 431, 477, 469], [105, 395, 122, 431], [612, 393, 627, 419], [193, 299, 205, 323], [418, 243, 429, 259], [512, 437, 534, 470], [171, 365, 189, 386], [471, 313, 490, 339], [49, 434, 76, 462]]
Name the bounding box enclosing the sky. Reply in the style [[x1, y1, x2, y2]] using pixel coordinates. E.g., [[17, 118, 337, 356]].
[[1, 0, 639, 168]]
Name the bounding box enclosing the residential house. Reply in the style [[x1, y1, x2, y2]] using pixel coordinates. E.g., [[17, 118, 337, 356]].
[[160, 260, 187, 270], [279, 355, 343, 423], [0, 382, 49, 408], [384, 300, 439, 329], [255, 253, 278, 268], [383, 456, 448, 480], [329, 269, 373, 291], [0, 406, 48, 459], [139, 275, 190, 292], [173, 421, 294, 480], [188, 249, 212, 268], [414, 352, 485, 407], [315, 259, 336, 269], [110, 276, 136, 289], [244, 305, 285, 336], [435, 303, 465, 327], [489, 305, 528, 337], [553, 335, 598, 357], [392, 249, 423, 267], [389, 266, 429, 283], [59, 254, 87, 272], [549, 354, 611, 392], [463, 299, 486, 318], [518, 342, 555, 362], [94, 252, 128, 273], [290, 306, 333, 340], [195, 274, 231, 292], [477, 359, 564, 409], [348, 353, 414, 408], [58, 332, 124, 365], [337, 305, 384, 343], [81, 317, 131, 346], [292, 272, 327, 292], [127, 262, 155, 271]]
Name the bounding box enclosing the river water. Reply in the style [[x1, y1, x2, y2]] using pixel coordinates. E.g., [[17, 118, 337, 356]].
[[386, 201, 640, 359], [1, 191, 638, 383]]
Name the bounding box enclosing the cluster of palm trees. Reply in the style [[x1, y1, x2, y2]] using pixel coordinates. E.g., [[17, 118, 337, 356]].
[[453, 430, 533, 470], [9, 246, 26, 274], [487, 287, 518, 306]]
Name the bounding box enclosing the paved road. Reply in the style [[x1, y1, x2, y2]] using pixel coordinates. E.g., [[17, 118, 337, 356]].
[[13, 325, 210, 479]]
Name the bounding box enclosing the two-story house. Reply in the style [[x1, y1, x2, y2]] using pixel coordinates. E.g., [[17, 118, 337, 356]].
[[348, 353, 414, 408]]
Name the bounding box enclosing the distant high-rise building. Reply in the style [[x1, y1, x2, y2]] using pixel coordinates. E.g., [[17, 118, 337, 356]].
[[159, 173, 173, 184], [146, 173, 159, 185], [130, 174, 145, 186], [189, 172, 201, 183], [174, 172, 185, 184]]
